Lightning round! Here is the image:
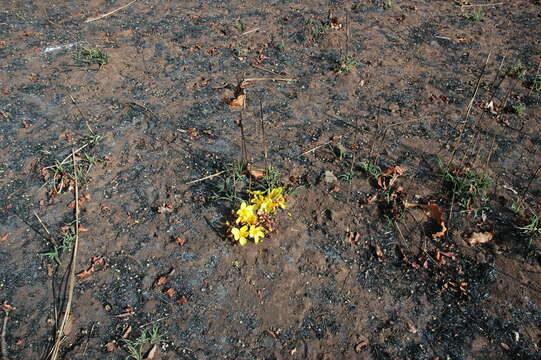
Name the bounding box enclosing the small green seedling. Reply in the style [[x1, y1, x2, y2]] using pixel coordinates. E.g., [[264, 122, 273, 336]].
[[336, 56, 357, 74], [466, 11, 484, 21], [73, 48, 109, 68], [513, 102, 526, 116], [359, 159, 382, 181], [508, 61, 527, 79], [440, 162, 492, 213], [517, 212, 541, 247], [123, 327, 166, 360]]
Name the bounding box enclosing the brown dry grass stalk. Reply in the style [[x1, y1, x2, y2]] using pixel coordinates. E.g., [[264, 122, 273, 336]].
[[49, 150, 81, 360]]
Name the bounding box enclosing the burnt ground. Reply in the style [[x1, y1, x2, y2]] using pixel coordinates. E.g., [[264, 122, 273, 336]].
[[1, 0, 541, 359]]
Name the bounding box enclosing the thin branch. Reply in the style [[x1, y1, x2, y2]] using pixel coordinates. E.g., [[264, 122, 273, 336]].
[[1, 309, 9, 360], [84, 0, 137, 23], [49, 150, 81, 360], [184, 170, 229, 185]]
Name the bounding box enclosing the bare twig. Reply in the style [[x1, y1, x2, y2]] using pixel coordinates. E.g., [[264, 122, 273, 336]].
[[448, 52, 491, 167], [299, 137, 342, 157], [259, 99, 269, 168], [243, 77, 295, 83], [184, 170, 229, 185], [84, 0, 137, 23], [241, 27, 260, 36], [460, 3, 503, 7], [49, 150, 81, 360], [1, 308, 9, 360], [33, 211, 51, 236]]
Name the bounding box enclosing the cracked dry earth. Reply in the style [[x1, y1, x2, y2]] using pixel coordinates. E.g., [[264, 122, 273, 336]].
[[1, 0, 541, 359]]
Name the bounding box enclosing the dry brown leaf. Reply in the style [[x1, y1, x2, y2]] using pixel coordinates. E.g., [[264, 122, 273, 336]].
[[422, 201, 447, 238], [247, 168, 266, 179], [403, 201, 418, 209], [76, 268, 93, 279], [176, 296, 188, 304], [375, 245, 384, 261], [155, 276, 169, 287], [121, 325, 132, 339], [105, 341, 116, 352], [1, 302, 15, 312], [164, 288, 176, 297], [157, 203, 173, 214], [175, 237, 186, 246], [144, 344, 158, 360], [377, 166, 407, 189], [466, 232, 493, 245], [228, 93, 246, 107], [0, 233, 8, 242]]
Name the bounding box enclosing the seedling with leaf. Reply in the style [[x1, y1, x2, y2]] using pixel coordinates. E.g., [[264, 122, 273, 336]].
[[73, 48, 109, 68]]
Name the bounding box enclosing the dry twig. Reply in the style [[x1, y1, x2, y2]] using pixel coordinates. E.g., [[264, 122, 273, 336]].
[[49, 150, 81, 360], [84, 0, 137, 23]]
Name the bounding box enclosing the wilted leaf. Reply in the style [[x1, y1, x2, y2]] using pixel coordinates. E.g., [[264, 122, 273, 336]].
[[157, 203, 173, 214], [377, 166, 406, 189], [0, 233, 8, 242], [374, 244, 384, 261], [105, 341, 116, 352], [176, 296, 188, 304], [1, 302, 15, 312], [354, 336, 369, 353], [155, 276, 169, 286], [466, 232, 493, 245], [121, 325, 132, 339], [422, 201, 446, 238], [247, 166, 266, 179], [175, 237, 186, 246], [144, 344, 158, 360], [76, 256, 106, 279], [164, 288, 176, 297], [226, 82, 247, 107]]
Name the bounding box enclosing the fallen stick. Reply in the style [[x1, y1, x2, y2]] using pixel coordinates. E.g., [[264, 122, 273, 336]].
[[184, 170, 228, 185], [243, 77, 295, 83], [1, 309, 8, 360], [49, 150, 81, 360], [299, 136, 342, 157], [84, 0, 137, 23]]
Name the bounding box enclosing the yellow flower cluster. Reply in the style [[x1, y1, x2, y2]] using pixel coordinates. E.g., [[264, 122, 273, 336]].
[[230, 187, 287, 246]]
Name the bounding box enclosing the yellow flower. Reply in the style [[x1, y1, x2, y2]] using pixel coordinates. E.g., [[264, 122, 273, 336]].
[[231, 225, 249, 246], [269, 187, 287, 209], [248, 225, 265, 243], [236, 202, 257, 224]]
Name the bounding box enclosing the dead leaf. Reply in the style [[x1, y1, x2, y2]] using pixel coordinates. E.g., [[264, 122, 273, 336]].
[[144, 344, 158, 360], [0, 233, 8, 242], [164, 288, 176, 297], [76, 256, 106, 279], [154, 276, 169, 287], [76, 268, 93, 279], [228, 92, 246, 107], [1, 302, 15, 312], [500, 342, 510, 351], [346, 231, 361, 244], [247, 167, 266, 179], [406, 321, 417, 334], [115, 306, 135, 318], [226, 82, 247, 107], [105, 341, 116, 352], [176, 296, 188, 304], [374, 245, 384, 261], [377, 166, 406, 189], [157, 203, 173, 214], [175, 237, 186, 246], [121, 325, 132, 339], [422, 201, 447, 238], [354, 336, 369, 353], [466, 232, 493, 245]]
